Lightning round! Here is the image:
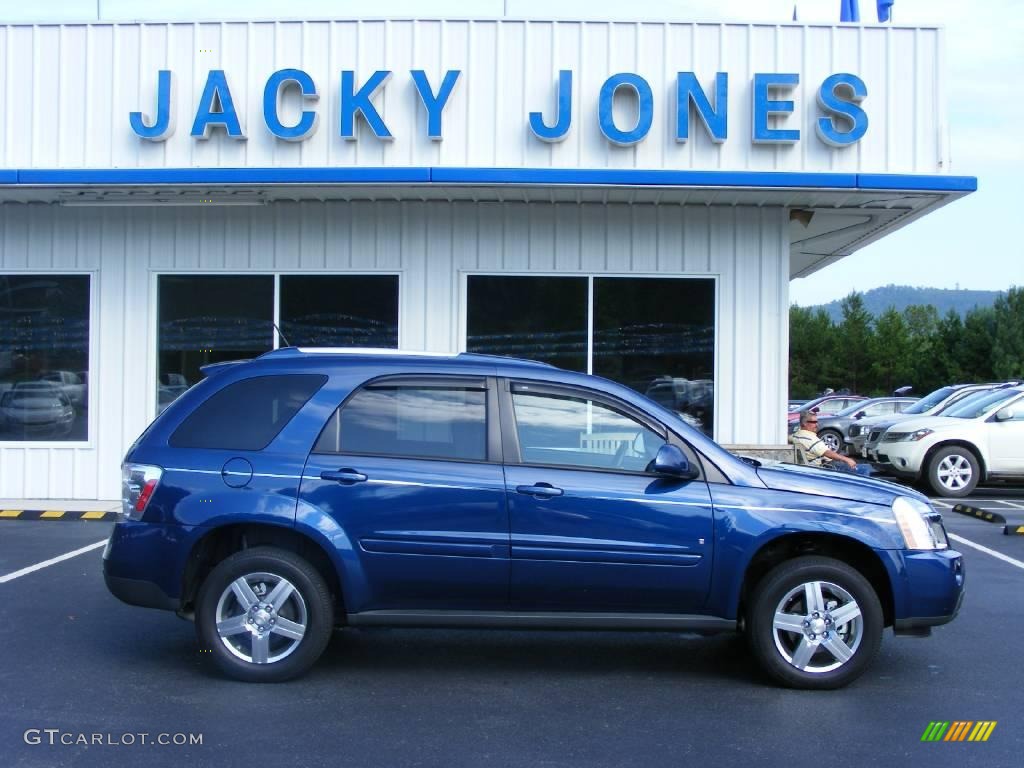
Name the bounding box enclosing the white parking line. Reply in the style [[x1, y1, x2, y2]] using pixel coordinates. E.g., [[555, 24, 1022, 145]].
[[996, 500, 1024, 509], [0, 540, 107, 584], [932, 501, 954, 509], [948, 533, 1024, 572]]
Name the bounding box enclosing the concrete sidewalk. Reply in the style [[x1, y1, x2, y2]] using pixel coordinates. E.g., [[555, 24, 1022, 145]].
[[0, 499, 121, 521]]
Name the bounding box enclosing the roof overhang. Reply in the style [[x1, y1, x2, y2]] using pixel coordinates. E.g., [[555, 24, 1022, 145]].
[[0, 167, 976, 279]]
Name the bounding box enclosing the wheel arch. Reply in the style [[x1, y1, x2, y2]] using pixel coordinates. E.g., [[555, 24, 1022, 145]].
[[738, 532, 895, 629], [923, 440, 987, 481], [180, 523, 346, 621]]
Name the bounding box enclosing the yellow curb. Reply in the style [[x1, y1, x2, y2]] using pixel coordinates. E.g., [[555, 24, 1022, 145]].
[[0, 510, 22, 518], [80, 511, 108, 520], [40, 510, 66, 518]]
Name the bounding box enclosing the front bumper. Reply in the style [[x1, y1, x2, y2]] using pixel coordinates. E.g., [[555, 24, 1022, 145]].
[[890, 548, 965, 636], [876, 442, 926, 476]]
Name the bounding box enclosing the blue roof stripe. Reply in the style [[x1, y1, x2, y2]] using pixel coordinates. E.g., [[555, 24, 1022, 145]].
[[2, 167, 977, 194]]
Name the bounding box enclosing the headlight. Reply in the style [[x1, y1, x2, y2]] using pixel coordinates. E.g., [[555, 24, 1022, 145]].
[[884, 429, 933, 442], [849, 425, 866, 436], [892, 496, 948, 550]]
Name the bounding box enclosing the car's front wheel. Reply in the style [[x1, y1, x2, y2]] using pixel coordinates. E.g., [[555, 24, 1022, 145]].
[[195, 547, 334, 682], [747, 556, 883, 689], [926, 445, 980, 498], [818, 429, 843, 452]]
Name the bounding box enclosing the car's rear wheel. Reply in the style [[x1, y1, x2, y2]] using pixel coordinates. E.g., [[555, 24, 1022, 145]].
[[926, 446, 980, 498], [747, 556, 883, 689], [195, 547, 334, 682], [818, 429, 843, 452]]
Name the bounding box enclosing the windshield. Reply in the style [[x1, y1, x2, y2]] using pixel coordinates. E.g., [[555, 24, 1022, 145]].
[[903, 387, 956, 415], [833, 400, 874, 418], [944, 389, 1021, 419]]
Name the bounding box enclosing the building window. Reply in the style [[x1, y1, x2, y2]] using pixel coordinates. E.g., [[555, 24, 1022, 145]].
[[279, 275, 398, 348], [0, 275, 90, 442], [465, 275, 716, 436], [157, 274, 400, 412], [158, 276, 274, 412], [466, 276, 588, 372]]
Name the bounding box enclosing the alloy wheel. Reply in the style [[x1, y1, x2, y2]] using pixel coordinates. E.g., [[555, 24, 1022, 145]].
[[771, 580, 863, 674], [215, 572, 308, 665], [937, 454, 973, 492]]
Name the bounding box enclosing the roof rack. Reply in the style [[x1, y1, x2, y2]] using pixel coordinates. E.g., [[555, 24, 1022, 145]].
[[262, 347, 459, 358]]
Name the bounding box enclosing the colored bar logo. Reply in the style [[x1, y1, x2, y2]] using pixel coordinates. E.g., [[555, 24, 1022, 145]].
[[921, 721, 997, 742]]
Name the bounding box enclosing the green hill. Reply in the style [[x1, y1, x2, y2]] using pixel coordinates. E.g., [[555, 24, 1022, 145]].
[[804, 285, 1003, 322]]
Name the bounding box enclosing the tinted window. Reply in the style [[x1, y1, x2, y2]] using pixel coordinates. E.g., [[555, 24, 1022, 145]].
[[280, 275, 398, 347], [466, 276, 588, 372], [0, 275, 90, 441], [170, 375, 326, 450], [316, 385, 487, 462], [512, 390, 666, 473]]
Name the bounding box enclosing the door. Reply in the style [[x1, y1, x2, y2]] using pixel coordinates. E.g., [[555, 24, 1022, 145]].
[[501, 381, 714, 613], [298, 377, 509, 612], [987, 395, 1024, 473]]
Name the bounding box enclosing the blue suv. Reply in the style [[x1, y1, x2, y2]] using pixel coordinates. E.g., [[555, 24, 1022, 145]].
[[104, 349, 964, 688]]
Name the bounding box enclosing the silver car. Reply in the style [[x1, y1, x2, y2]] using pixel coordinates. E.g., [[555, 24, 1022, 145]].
[[813, 397, 919, 452]]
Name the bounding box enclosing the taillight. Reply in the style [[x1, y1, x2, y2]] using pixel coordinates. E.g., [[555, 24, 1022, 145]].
[[121, 463, 163, 521]]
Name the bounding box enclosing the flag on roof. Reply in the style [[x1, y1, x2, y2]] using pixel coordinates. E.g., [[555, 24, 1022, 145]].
[[840, 0, 861, 22], [877, 0, 895, 22]]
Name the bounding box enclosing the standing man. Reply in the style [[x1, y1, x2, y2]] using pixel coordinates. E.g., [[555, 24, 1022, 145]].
[[790, 411, 858, 469]]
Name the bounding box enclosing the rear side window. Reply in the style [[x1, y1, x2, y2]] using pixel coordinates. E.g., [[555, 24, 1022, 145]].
[[314, 385, 487, 462], [170, 374, 327, 450]]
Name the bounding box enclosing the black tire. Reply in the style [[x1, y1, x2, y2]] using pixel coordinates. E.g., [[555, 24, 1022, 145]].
[[926, 445, 980, 498], [746, 556, 883, 690], [818, 429, 843, 453], [195, 546, 334, 683]]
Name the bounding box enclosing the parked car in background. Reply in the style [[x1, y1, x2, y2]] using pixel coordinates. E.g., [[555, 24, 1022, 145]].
[[788, 394, 868, 427], [38, 370, 87, 409], [788, 400, 809, 412], [811, 397, 920, 452], [105, 349, 963, 689], [858, 382, 1020, 461], [0, 382, 75, 438], [877, 386, 1024, 497]]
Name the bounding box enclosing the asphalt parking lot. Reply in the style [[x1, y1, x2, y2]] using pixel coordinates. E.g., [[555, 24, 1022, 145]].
[[1, 499, 1022, 768]]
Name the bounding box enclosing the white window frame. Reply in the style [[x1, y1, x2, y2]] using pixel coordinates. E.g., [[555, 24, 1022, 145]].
[[0, 270, 98, 448], [458, 271, 720, 439]]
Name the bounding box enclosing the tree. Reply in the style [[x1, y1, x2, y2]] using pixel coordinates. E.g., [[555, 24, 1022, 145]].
[[837, 293, 875, 393], [870, 307, 913, 393], [902, 304, 941, 392], [992, 287, 1024, 379], [960, 306, 997, 382], [932, 310, 966, 385], [789, 306, 838, 398]]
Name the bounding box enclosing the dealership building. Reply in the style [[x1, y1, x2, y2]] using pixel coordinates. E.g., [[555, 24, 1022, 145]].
[[0, 6, 975, 500]]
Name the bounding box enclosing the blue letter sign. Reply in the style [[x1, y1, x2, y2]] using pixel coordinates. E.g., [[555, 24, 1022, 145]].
[[816, 73, 869, 146], [263, 68, 320, 141], [340, 70, 393, 141], [130, 70, 175, 141], [411, 69, 461, 140], [529, 70, 573, 142], [676, 72, 728, 143], [752, 73, 800, 144], [598, 73, 654, 146], [190, 70, 246, 140]]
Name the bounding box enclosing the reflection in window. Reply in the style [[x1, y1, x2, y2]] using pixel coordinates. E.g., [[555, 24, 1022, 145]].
[[512, 391, 665, 472], [315, 386, 487, 462], [0, 275, 90, 441], [158, 276, 274, 413], [593, 277, 715, 436], [466, 276, 588, 372], [280, 275, 398, 348]]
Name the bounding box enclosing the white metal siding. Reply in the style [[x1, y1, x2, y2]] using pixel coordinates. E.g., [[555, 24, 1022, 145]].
[[0, 20, 946, 174], [0, 200, 787, 499]]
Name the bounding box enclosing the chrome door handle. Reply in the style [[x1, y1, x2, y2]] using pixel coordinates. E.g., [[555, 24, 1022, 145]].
[[320, 469, 368, 484], [515, 484, 564, 498]]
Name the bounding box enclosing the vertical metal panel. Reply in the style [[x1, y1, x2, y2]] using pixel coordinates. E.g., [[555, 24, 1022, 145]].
[[0, 20, 948, 173]]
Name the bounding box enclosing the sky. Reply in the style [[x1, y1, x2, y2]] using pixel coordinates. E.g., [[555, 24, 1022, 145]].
[[1, 1, 1020, 305]]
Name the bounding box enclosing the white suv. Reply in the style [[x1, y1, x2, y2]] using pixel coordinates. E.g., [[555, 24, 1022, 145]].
[[877, 386, 1024, 497]]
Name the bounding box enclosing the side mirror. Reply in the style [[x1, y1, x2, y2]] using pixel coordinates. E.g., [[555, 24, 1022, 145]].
[[811, 406, 820, 414], [854, 410, 866, 420], [995, 407, 1016, 422], [651, 444, 700, 480]]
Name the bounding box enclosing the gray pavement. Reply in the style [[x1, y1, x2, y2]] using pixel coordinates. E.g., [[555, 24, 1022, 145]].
[[0, 508, 1021, 768]]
